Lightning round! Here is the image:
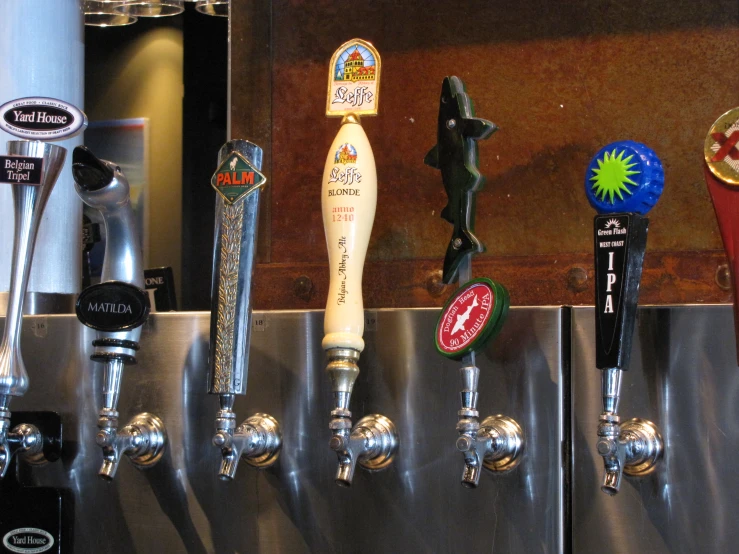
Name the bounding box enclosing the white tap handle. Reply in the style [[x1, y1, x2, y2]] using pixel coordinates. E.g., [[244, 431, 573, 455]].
[[321, 116, 377, 352]]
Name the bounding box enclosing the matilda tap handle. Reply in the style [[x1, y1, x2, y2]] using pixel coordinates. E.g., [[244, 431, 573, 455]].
[[704, 107, 739, 365], [585, 140, 664, 495], [428, 76, 522, 488], [208, 140, 281, 480], [0, 140, 66, 478], [73, 146, 165, 480], [322, 39, 398, 487]]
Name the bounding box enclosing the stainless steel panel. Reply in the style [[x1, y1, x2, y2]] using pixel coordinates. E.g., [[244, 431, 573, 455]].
[[572, 305, 739, 554], [8, 307, 565, 553]]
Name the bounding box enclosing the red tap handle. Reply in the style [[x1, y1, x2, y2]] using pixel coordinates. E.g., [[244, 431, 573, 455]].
[[705, 167, 739, 364], [704, 107, 739, 365]]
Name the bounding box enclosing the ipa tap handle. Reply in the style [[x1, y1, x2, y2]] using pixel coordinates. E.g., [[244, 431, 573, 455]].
[[585, 140, 664, 371], [704, 108, 739, 365]]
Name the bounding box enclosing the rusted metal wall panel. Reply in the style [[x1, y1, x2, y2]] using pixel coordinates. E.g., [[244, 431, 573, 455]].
[[232, 0, 739, 308]]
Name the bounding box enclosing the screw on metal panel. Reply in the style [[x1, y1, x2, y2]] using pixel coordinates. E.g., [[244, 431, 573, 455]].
[[425, 270, 450, 298], [715, 264, 731, 291], [293, 275, 314, 302], [566, 266, 589, 293], [446, 119, 456, 129], [452, 238, 463, 249]]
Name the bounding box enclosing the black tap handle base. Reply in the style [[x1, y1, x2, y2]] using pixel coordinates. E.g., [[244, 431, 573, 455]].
[[594, 213, 649, 370]]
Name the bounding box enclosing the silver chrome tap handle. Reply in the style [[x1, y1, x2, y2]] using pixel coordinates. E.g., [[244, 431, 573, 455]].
[[208, 140, 264, 397], [0, 141, 66, 402], [206, 141, 281, 479]]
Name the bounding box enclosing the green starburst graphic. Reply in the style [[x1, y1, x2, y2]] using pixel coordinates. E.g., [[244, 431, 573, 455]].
[[590, 149, 640, 204]]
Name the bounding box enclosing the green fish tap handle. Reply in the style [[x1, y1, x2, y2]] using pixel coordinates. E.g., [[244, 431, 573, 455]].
[[585, 141, 664, 496]]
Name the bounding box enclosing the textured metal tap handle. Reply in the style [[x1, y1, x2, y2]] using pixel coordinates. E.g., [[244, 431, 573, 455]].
[[208, 140, 265, 395]]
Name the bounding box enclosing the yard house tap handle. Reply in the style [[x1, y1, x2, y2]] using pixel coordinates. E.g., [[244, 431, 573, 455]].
[[585, 141, 664, 495], [208, 140, 280, 479], [0, 140, 66, 478], [322, 39, 398, 486], [704, 107, 739, 365], [73, 146, 165, 480]]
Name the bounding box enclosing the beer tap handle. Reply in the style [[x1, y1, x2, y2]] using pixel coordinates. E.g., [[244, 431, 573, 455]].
[[322, 39, 398, 486], [585, 140, 664, 495], [424, 76, 497, 285], [704, 107, 739, 365], [207, 140, 280, 479], [428, 76, 521, 488], [72, 146, 166, 480], [0, 140, 66, 479]]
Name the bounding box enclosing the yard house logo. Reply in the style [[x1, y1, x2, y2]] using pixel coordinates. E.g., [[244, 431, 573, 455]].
[[0, 97, 87, 141], [3, 527, 54, 553], [334, 143, 358, 164], [326, 39, 381, 117], [210, 151, 266, 205]]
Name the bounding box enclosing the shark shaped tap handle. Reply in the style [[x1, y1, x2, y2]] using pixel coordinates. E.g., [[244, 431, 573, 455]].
[[585, 140, 665, 496], [703, 107, 739, 365], [424, 76, 497, 285], [428, 77, 520, 488]]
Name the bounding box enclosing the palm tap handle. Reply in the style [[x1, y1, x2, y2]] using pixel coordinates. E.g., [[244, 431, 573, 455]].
[[585, 141, 664, 495], [208, 140, 281, 479], [704, 108, 739, 365]]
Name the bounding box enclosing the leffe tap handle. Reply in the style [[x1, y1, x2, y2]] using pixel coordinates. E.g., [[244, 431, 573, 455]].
[[704, 107, 739, 365], [585, 141, 664, 370], [424, 76, 497, 285]]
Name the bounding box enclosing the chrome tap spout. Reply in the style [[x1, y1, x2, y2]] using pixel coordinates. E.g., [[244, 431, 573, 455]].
[[597, 369, 663, 495], [0, 406, 43, 479], [212, 397, 282, 480], [97, 411, 166, 481], [455, 364, 523, 487], [329, 414, 398, 487]]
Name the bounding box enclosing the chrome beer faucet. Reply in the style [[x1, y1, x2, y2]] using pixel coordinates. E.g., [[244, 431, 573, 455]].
[[586, 141, 665, 495], [208, 140, 281, 480], [73, 146, 166, 480], [426, 76, 523, 488], [0, 140, 66, 478]]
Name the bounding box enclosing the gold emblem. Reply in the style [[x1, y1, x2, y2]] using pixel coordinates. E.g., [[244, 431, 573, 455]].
[[705, 107, 739, 186]]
